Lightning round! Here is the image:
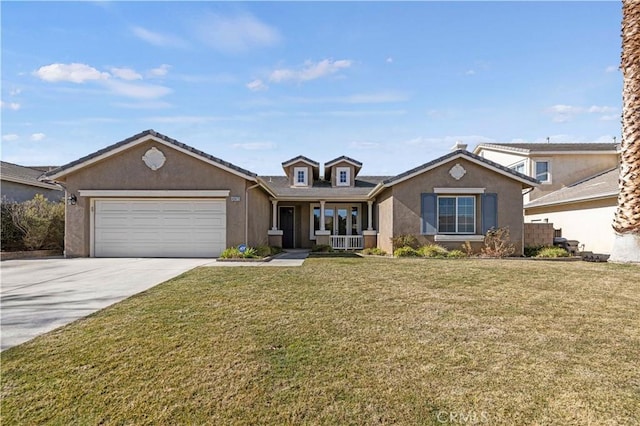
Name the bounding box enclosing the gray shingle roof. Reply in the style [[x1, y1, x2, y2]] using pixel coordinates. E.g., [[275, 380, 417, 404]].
[[324, 156, 363, 167], [525, 168, 619, 208], [43, 129, 257, 179], [383, 150, 539, 185], [260, 175, 391, 198], [281, 155, 320, 167], [1, 161, 60, 189], [476, 142, 619, 154]]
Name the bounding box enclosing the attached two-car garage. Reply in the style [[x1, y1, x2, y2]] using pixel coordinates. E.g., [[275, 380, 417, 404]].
[[93, 199, 226, 258]]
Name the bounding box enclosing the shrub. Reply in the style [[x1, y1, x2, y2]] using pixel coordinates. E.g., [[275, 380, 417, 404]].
[[220, 246, 259, 259], [390, 234, 419, 251], [242, 247, 257, 258], [312, 244, 333, 253], [535, 247, 570, 258], [447, 249, 467, 259], [418, 244, 449, 258], [255, 245, 283, 258], [361, 247, 387, 256], [524, 245, 546, 257], [393, 246, 420, 257], [461, 241, 475, 257], [481, 227, 515, 258], [1, 201, 25, 251], [220, 247, 244, 259], [7, 195, 64, 251]]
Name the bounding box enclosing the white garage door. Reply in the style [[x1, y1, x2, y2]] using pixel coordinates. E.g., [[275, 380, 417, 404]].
[[94, 199, 226, 258]]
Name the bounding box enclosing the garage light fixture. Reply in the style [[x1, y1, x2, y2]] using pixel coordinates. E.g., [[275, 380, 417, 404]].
[[67, 194, 77, 205]]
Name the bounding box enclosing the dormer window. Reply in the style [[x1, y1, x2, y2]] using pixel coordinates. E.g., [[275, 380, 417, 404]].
[[336, 167, 350, 186], [294, 167, 308, 186]]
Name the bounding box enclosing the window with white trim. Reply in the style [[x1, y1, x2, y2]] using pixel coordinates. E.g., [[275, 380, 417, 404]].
[[310, 203, 361, 239], [535, 160, 551, 183], [437, 196, 475, 234], [510, 161, 525, 174], [294, 167, 308, 186], [336, 167, 350, 186]]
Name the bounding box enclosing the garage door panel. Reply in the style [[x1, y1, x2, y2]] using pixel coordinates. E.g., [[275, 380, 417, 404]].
[[94, 199, 226, 258]]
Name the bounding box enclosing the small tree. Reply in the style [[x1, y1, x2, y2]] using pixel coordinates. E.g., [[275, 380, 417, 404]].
[[9, 194, 64, 250], [1, 200, 25, 251], [481, 227, 515, 258]]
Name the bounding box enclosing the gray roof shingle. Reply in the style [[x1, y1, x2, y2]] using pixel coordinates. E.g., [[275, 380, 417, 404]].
[[383, 150, 538, 185], [476, 142, 619, 154], [44, 129, 257, 179], [525, 168, 619, 208], [261, 175, 391, 198], [1, 161, 60, 189]]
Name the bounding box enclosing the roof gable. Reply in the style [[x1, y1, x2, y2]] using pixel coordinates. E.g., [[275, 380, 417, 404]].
[[281, 155, 319, 168], [43, 130, 257, 181], [370, 150, 538, 197]]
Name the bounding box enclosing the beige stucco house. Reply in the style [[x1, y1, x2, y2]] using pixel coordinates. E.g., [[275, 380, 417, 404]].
[[473, 143, 620, 254], [43, 130, 538, 258]]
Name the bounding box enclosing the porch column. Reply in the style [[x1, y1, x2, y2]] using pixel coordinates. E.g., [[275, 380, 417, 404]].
[[320, 200, 326, 231], [271, 200, 278, 230], [316, 200, 331, 246], [363, 199, 377, 249]]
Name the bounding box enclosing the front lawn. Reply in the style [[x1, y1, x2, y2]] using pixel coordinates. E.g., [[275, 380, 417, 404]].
[[2, 258, 639, 424]]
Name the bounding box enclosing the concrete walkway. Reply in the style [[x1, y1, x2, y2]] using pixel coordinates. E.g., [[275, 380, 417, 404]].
[[0, 258, 211, 351], [205, 249, 309, 267]]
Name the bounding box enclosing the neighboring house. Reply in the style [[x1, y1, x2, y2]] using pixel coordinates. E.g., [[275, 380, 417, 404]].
[[43, 130, 537, 258], [473, 143, 620, 254], [0, 161, 62, 202]]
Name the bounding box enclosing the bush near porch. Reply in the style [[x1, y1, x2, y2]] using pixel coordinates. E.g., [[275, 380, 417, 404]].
[[2, 258, 638, 425], [1, 195, 64, 252]]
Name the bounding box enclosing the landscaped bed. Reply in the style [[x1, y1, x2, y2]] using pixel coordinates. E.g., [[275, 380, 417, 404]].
[[2, 258, 638, 424]]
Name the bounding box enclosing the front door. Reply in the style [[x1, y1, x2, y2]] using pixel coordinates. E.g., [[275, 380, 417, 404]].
[[280, 207, 295, 248]]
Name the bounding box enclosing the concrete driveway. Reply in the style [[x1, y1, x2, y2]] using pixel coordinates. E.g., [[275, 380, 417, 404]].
[[1, 258, 211, 351]]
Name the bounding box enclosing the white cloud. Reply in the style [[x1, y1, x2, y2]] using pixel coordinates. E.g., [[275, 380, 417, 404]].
[[1, 101, 21, 110], [605, 65, 617, 73], [131, 26, 187, 48], [110, 67, 142, 81], [269, 59, 353, 83], [465, 69, 476, 75], [600, 114, 619, 121], [145, 115, 225, 124], [9, 88, 22, 96], [33, 63, 110, 83], [349, 141, 380, 149], [588, 105, 617, 114], [246, 79, 268, 92], [232, 142, 275, 150], [148, 64, 171, 77], [547, 104, 619, 122], [104, 80, 172, 99], [112, 101, 172, 109], [194, 12, 281, 53], [405, 135, 495, 148], [30, 133, 46, 141], [386, 57, 393, 64], [2, 134, 19, 142]]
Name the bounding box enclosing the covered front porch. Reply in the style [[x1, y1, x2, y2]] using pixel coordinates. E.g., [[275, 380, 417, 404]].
[[267, 199, 377, 250]]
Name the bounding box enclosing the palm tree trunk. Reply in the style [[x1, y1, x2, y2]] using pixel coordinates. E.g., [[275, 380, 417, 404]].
[[610, 0, 640, 263]]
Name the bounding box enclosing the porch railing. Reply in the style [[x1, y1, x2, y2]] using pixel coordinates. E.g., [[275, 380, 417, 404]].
[[331, 235, 363, 250]]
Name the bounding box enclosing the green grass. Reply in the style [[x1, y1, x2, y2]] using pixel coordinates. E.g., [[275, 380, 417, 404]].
[[2, 258, 639, 425]]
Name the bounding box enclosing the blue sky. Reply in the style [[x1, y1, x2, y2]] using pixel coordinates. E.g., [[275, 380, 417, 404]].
[[1, 1, 622, 175]]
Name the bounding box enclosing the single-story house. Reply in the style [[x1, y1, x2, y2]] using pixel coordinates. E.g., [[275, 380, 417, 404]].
[[43, 130, 538, 258], [1, 161, 62, 202]]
